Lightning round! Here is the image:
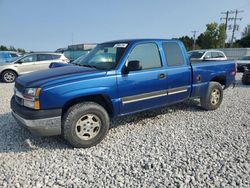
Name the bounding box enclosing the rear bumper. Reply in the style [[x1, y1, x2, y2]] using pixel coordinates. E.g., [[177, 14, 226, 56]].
[[11, 96, 62, 136]]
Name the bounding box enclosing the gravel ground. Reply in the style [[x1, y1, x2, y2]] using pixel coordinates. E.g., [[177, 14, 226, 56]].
[[0, 74, 249, 188]]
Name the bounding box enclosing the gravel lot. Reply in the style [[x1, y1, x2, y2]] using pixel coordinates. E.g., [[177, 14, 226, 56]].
[[0, 74, 249, 188]]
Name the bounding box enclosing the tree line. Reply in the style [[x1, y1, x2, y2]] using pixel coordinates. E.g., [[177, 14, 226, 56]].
[[176, 23, 250, 51], [0, 45, 26, 53]]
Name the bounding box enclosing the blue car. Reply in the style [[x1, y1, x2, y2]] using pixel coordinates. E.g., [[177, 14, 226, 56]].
[[11, 39, 236, 148], [0, 51, 21, 63]]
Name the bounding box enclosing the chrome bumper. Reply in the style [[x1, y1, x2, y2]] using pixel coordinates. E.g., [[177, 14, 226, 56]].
[[12, 111, 61, 136]]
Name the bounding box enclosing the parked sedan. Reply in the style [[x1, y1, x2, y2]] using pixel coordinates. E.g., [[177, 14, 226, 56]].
[[189, 50, 227, 61], [0, 53, 69, 83], [236, 55, 250, 72]]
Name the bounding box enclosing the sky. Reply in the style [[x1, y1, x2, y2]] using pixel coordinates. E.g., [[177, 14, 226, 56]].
[[0, 0, 250, 51]]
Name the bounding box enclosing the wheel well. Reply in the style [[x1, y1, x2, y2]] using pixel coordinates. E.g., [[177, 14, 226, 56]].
[[0, 69, 18, 77], [211, 75, 226, 86], [62, 94, 114, 118]]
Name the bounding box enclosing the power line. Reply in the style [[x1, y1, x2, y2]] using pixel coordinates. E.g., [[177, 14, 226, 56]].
[[191, 31, 199, 50]]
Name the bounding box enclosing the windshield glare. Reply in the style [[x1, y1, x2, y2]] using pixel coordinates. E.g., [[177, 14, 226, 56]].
[[73, 43, 128, 70]]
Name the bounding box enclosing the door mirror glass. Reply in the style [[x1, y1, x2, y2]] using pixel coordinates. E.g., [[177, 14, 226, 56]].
[[124, 60, 142, 73]]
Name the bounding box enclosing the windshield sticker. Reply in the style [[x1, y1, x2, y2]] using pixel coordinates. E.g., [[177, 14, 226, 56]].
[[113, 43, 128, 48]]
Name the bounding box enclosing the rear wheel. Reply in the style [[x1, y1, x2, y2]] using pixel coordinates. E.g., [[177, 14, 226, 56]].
[[62, 102, 110, 148], [200, 82, 223, 110], [242, 71, 250, 85], [2, 70, 17, 83]]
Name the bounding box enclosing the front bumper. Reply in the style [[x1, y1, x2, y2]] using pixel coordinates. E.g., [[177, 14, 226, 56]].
[[11, 97, 62, 136]]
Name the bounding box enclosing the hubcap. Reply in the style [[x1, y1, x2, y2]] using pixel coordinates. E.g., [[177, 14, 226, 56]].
[[210, 88, 220, 105], [4, 72, 15, 82], [75, 114, 101, 140]]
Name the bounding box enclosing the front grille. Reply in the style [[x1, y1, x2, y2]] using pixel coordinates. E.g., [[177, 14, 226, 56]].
[[15, 96, 23, 106], [15, 82, 24, 93]]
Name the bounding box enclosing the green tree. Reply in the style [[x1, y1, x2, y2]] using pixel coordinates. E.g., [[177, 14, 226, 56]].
[[178, 36, 193, 51], [0, 45, 8, 51], [237, 35, 250, 47], [242, 25, 250, 37], [197, 22, 226, 49]]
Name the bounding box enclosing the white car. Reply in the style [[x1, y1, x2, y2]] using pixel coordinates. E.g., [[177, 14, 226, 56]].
[[189, 50, 227, 61], [0, 52, 69, 83]]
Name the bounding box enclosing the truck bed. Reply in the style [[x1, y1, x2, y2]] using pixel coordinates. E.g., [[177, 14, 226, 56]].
[[190, 60, 236, 98]]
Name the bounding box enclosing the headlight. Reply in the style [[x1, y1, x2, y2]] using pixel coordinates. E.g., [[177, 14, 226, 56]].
[[23, 88, 41, 109]]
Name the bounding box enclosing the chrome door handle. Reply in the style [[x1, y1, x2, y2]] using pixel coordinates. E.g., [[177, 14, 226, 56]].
[[158, 74, 166, 80]]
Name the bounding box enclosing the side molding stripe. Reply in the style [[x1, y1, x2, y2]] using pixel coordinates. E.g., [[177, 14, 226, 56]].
[[122, 86, 188, 104]]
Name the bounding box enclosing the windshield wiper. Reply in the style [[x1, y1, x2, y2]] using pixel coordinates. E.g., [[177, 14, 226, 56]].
[[78, 64, 98, 69]]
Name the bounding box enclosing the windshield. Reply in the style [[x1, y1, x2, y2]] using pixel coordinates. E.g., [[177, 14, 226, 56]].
[[72, 42, 128, 70], [190, 51, 205, 58]]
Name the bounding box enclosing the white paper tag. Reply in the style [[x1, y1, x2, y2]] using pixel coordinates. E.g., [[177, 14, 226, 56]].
[[113, 43, 128, 48]]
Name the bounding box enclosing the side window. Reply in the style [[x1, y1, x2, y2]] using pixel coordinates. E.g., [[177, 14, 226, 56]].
[[20, 55, 37, 63], [205, 52, 212, 58], [127, 43, 162, 70], [37, 54, 52, 61], [217, 52, 225, 58], [212, 52, 220, 58], [51, 54, 61, 59], [163, 42, 185, 66]]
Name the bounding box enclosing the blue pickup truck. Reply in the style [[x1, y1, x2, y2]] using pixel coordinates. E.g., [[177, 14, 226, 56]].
[[11, 39, 236, 148]]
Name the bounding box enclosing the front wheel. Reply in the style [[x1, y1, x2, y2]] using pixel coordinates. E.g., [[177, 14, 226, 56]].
[[200, 82, 223, 110], [2, 70, 17, 83], [62, 102, 110, 148]]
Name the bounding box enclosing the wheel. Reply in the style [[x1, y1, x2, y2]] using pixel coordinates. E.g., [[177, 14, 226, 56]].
[[62, 102, 110, 148], [242, 71, 250, 85], [200, 82, 223, 110], [2, 70, 17, 83]]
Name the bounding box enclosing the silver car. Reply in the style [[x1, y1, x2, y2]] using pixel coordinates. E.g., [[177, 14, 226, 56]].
[[0, 53, 69, 83], [189, 50, 227, 61]]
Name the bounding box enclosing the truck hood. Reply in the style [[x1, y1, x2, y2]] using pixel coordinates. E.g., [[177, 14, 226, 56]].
[[16, 65, 106, 88]]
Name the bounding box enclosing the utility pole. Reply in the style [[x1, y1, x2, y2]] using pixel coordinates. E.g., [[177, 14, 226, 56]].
[[229, 9, 243, 47], [191, 31, 198, 50], [220, 11, 232, 48]]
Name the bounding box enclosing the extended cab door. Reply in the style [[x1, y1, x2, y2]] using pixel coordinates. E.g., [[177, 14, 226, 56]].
[[117, 42, 168, 115], [162, 42, 192, 104]]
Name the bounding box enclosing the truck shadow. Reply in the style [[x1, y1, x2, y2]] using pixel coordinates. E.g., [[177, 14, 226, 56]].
[[234, 79, 250, 88], [0, 100, 202, 153]]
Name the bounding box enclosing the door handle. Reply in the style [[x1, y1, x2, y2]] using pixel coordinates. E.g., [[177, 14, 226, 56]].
[[158, 73, 166, 80]]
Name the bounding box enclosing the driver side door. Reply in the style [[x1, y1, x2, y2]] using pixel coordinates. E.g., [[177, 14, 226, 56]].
[[117, 42, 168, 115]]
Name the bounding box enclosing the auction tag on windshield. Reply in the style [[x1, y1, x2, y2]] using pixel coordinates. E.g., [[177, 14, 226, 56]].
[[113, 43, 128, 48]]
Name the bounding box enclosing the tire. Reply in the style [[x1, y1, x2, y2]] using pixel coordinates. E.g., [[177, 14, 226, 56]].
[[62, 102, 110, 148], [242, 71, 250, 85], [200, 82, 223, 110], [1, 70, 17, 83]]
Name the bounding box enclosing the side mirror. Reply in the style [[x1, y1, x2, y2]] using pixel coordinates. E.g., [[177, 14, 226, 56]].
[[15, 61, 22, 64], [123, 60, 142, 73], [203, 56, 210, 60]]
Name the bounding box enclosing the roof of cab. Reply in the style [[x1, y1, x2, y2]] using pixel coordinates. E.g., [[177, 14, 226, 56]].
[[101, 39, 180, 44]]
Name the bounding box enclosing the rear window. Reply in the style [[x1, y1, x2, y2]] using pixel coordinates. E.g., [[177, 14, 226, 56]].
[[163, 42, 185, 66]]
